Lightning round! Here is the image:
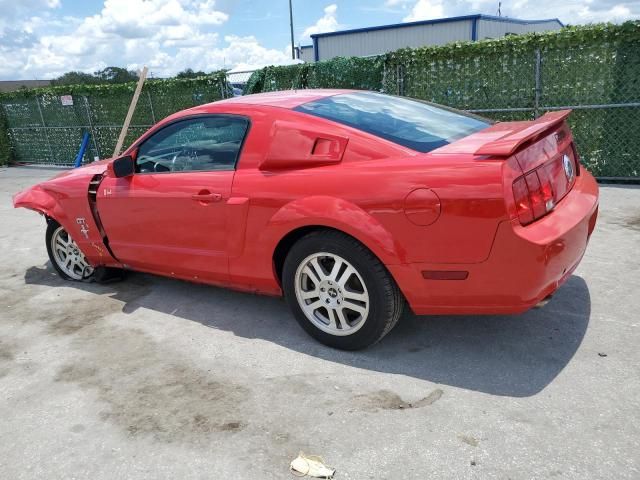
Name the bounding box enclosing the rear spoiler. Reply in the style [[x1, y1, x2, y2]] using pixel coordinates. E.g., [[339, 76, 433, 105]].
[[474, 110, 572, 157]]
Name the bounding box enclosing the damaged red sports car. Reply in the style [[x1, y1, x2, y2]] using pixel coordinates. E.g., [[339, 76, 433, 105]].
[[13, 90, 599, 350]]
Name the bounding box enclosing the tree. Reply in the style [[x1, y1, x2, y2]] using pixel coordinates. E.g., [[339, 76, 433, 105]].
[[94, 67, 139, 83], [51, 67, 139, 85], [51, 71, 99, 85], [176, 68, 207, 79]]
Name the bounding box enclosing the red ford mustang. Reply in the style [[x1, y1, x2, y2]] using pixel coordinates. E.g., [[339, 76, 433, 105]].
[[13, 90, 599, 350]]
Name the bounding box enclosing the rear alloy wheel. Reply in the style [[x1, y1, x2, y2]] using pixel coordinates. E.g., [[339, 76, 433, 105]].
[[295, 252, 370, 336], [46, 221, 94, 281], [283, 231, 404, 350]]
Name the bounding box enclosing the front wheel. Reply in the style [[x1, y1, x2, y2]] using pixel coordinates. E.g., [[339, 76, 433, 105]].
[[283, 231, 404, 350], [46, 221, 95, 281]]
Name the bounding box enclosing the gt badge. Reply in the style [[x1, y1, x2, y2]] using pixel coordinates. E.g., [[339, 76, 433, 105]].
[[76, 217, 90, 239]]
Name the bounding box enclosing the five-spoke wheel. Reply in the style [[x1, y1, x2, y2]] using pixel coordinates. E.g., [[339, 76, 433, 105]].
[[283, 230, 404, 350], [295, 252, 370, 336], [46, 221, 94, 281]]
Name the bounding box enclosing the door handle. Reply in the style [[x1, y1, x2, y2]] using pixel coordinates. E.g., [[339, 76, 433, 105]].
[[191, 191, 222, 203]]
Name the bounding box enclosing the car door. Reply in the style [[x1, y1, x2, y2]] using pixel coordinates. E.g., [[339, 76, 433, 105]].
[[97, 114, 250, 284]]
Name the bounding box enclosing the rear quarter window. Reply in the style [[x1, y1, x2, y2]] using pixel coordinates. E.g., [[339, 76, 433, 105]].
[[295, 92, 491, 153]]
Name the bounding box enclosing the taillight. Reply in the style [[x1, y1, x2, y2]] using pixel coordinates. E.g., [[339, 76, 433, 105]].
[[535, 167, 556, 211], [512, 134, 578, 226], [513, 176, 534, 225], [513, 169, 556, 225]]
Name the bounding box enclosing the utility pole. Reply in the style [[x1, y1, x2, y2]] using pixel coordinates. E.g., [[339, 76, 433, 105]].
[[289, 0, 295, 59]]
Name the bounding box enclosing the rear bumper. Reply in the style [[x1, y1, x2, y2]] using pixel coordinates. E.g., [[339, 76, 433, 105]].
[[389, 170, 599, 315]]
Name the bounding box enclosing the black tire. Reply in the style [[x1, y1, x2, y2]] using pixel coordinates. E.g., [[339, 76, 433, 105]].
[[282, 230, 404, 350], [46, 220, 85, 281], [45, 220, 123, 283]]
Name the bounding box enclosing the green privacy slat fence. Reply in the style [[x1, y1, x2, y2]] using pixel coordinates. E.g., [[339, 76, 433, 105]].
[[0, 72, 231, 166], [380, 22, 640, 178], [246, 21, 640, 178], [243, 56, 385, 93], [1, 23, 639, 177]]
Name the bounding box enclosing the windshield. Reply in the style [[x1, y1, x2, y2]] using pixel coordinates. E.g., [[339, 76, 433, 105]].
[[295, 92, 491, 153]]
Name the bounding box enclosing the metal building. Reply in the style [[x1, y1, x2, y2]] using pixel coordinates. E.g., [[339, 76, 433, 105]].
[[296, 45, 315, 63], [303, 14, 562, 62]]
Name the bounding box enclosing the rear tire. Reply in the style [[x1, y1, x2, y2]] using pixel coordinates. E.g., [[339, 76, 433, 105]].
[[282, 230, 404, 350]]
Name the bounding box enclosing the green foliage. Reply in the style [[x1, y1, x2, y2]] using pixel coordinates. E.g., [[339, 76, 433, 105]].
[[307, 56, 383, 90], [0, 106, 12, 166], [51, 71, 100, 86], [244, 57, 384, 94], [245, 21, 640, 177], [383, 22, 638, 108], [52, 66, 139, 86], [250, 64, 309, 92], [176, 68, 208, 79], [94, 67, 139, 84], [244, 69, 266, 95], [0, 71, 231, 165], [2, 22, 639, 176], [382, 22, 640, 177]]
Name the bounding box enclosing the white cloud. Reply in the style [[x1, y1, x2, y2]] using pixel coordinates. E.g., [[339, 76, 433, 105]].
[[153, 35, 293, 74], [0, 0, 295, 79], [385, 0, 413, 6], [302, 4, 340, 40], [398, 0, 640, 23], [403, 0, 444, 22], [76, 0, 228, 41], [1, 0, 638, 80], [0, 0, 61, 47], [540, 1, 638, 23], [0, 0, 59, 18]]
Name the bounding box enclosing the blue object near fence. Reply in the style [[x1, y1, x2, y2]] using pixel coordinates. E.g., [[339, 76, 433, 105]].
[[74, 131, 91, 168]]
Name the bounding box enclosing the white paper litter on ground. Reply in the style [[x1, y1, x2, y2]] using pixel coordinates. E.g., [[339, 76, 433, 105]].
[[290, 452, 336, 478]]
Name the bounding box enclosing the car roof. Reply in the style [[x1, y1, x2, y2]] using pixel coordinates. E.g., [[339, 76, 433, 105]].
[[211, 89, 356, 109], [130, 89, 362, 152]]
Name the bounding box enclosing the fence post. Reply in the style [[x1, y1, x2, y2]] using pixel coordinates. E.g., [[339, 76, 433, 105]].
[[381, 61, 387, 93], [396, 64, 405, 96], [534, 48, 542, 119], [35, 95, 54, 162], [83, 96, 100, 160], [0, 103, 12, 166], [147, 90, 157, 124], [219, 75, 226, 99]]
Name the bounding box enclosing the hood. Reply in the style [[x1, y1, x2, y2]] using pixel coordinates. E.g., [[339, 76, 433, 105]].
[[13, 159, 110, 212], [48, 159, 110, 180]]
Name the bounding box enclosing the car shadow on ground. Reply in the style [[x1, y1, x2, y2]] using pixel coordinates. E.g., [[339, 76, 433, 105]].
[[25, 264, 590, 397]]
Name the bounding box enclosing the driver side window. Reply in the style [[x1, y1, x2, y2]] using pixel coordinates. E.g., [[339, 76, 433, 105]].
[[135, 115, 249, 173]]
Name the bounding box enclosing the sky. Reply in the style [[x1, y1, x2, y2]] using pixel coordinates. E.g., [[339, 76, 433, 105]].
[[0, 0, 638, 80]]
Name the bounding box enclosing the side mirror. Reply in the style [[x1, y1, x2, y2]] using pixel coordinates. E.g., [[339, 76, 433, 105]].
[[109, 155, 135, 178]]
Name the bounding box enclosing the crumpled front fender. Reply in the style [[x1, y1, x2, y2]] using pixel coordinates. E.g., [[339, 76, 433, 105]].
[[13, 183, 119, 268], [13, 185, 67, 223]]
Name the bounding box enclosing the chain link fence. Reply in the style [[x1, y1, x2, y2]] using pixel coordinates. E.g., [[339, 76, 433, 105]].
[[227, 70, 256, 96], [1, 23, 638, 178], [381, 28, 640, 178], [243, 57, 383, 94], [383, 27, 640, 178], [253, 22, 640, 179], [0, 74, 231, 166]]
